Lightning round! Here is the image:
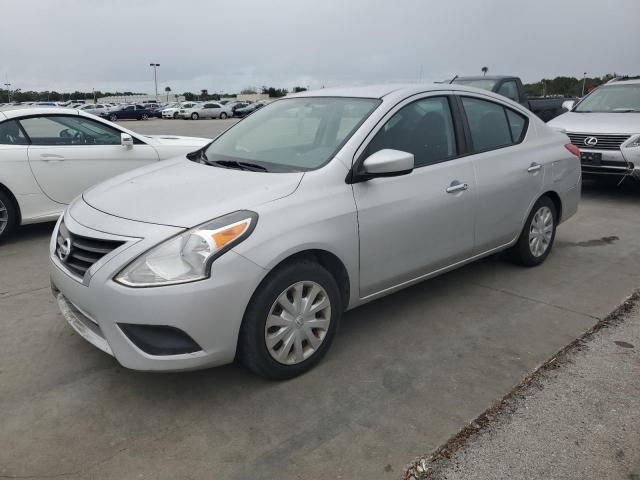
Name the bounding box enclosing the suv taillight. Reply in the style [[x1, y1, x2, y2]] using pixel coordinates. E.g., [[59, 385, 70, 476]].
[[565, 144, 580, 157]]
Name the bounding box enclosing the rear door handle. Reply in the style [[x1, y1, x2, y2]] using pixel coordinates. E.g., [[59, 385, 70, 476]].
[[446, 181, 469, 194], [40, 154, 65, 162], [527, 162, 542, 173]]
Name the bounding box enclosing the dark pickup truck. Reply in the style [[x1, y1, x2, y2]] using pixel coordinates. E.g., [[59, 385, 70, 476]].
[[451, 76, 575, 122]]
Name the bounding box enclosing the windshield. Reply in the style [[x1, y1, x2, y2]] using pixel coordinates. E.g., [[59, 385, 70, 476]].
[[201, 97, 380, 172], [453, 79, 499, 91], [575, 84, 640, 112]]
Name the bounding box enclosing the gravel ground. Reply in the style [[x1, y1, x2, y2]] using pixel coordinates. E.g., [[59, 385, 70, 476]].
[[405, 292, 640, 480]]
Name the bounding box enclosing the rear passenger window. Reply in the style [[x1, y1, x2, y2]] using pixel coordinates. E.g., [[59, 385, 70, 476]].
[[365, 96, 457, 168], [461, 97, 527, 153], [506, 109, 527, 143]]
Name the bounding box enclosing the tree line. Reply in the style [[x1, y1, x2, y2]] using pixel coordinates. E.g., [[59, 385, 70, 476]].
[[523, 73, 637, 97], [1, 86, 309, 103]]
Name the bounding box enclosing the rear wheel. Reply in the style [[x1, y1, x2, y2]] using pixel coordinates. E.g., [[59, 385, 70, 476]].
[[219, 112, 228, 119], [509, 196, 557, 267], [173, 112, 179, 119], [0, 190, 18, 242], [141, 113, 149, 120], [239, 260, 342, 379], [191, 113, 199, 120], [109, 114, 117, 122]]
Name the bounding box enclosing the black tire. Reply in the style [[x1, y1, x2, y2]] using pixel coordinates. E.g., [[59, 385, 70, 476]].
[[109, 114, 117, 122], [0, 190, 18, 242], [173, 112, 179, 119], [191, 113, 199, 120], [141, 113, 149, 120], [239, 260, 343, 380], [508, 196, 557, 267], [219, 112, 228, 119]]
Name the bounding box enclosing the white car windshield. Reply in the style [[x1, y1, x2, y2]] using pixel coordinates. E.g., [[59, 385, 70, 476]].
[[575, 84, 640, 113], [199, 97, 380, 172]]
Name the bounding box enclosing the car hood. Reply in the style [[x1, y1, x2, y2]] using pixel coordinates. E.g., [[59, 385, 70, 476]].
[[82, 158, 303, 228], [548, 112, 640, 134], [141, 134, 211, 147]]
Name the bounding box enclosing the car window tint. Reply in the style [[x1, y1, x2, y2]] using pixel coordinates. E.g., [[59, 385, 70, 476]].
[[20, 115, 121, 145], [506, 109, 527, 143], [365, 96, 457, 168], [497, 80, 519, 102], [461, 97, 513, 152], [0, 120, 28, 145]]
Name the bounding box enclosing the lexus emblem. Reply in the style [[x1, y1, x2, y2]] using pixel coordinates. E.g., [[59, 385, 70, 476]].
[[584, 136, 598, 146], [58, 237, 72, 262]]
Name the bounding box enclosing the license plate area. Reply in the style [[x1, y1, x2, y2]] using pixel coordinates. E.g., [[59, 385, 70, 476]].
[[581, 152, 602, 165]]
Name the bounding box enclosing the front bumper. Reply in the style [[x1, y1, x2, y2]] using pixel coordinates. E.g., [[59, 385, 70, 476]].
[[49, 201, 267, 371], [580, 148, 640, 178]]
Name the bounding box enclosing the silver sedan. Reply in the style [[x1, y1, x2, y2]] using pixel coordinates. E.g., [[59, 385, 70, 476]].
[[50, 84, 581, 379]]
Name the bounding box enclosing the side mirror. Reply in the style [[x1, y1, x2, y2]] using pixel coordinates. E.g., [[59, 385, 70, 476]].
[[363, 149, 414, 176], [562, 100, 576, 111], [121, 133, 134, 149]]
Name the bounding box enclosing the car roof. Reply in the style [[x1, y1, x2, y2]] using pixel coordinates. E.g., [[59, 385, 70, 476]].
[[604, 78, 640, 86], [453, 75, 515, 81], [0, 107, 80, 119], [286, 82, 519, 101]]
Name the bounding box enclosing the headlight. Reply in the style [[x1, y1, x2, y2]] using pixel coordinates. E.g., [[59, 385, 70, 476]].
[[625, 135, 640, 148], [115, 211, 257, 287]]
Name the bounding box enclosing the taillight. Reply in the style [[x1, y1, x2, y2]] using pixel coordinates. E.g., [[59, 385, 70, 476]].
[[565, 144, 580, 157]]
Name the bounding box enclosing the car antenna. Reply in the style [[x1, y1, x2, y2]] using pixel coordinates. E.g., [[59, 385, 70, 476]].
[[449, 75, 458, 84]]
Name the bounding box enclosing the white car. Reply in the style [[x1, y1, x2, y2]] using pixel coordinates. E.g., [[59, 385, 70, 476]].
[[180, 102, 233, 120], [162, 102, 199, 119], [78, 104, 112, 115], [0, 107, 211, 240]]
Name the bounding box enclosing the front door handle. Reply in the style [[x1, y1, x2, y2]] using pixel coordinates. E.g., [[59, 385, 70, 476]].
[[446, 181, 469, 194], [527, 162, 542, 173]]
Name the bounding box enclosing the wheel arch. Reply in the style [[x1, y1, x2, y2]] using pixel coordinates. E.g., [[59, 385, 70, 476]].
[[541, 190, 562, 222], [0, 182, 21, 225], [253, 248, 351, 311]]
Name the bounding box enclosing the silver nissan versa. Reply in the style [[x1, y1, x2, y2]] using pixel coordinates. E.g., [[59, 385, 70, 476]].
[[50, 84, 581, 379]]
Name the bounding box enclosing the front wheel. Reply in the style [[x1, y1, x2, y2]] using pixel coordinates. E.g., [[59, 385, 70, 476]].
[[239, 260, 342, 379], [141, 113, 149, 120], [0, 190, 18, 242], [191, 113, 199, 120], [219, 112, 228, 119], [173, 112, 179, 119], [509, 196, 557, 267], [109, 114, 117, 122]]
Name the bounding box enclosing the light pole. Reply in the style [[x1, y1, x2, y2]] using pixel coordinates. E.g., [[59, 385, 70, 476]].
[[149, 63, 160, 100], [3, 80, 10, 102], [581, 72, 587, 97]]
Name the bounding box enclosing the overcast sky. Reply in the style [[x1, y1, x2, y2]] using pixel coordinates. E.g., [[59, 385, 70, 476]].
[[2, 0, 639, 95]]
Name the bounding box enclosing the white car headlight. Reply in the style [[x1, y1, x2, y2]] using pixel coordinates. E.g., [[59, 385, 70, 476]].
[[625, 135, 640, 148], [115, 211, 257, 287]]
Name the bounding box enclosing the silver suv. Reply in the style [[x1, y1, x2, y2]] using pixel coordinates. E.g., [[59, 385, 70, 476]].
[[549, 79, 640, 179]]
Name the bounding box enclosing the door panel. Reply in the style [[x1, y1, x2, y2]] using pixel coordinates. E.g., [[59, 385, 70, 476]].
[[458, 96, 544, 252], [27, 144, 159, 204], [354, 159, 476, 297], [19, 114, 159, 204]]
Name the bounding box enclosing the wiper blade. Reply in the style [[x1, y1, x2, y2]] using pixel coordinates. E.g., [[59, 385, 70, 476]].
[[212, 160, 269, 172]]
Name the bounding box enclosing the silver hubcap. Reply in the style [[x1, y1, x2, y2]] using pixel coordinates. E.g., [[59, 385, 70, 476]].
[[265, 281, 331, 365], [0, 199, 7, 235], [529, 206, 554, 257]]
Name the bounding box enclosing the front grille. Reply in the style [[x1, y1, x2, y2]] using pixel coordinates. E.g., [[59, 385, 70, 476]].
[[567, 132, 631, 151], [56, 220, 124, 278]]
